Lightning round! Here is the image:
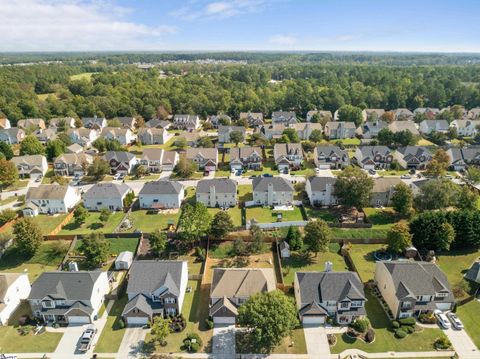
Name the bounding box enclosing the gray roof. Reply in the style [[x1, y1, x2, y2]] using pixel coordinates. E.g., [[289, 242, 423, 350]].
[[464, 261, 480, 283], [396, 146, 432, 162], [325, 121, 356, 129], [26, 184, 70, 201], [230, 147, 262, 162], [210, 268, 276, 298], [420, 120, 449, 132], [218, 125, 246, 134], [357, 146, 392, 159], [197, 179, 237, 194], [372, 177, 402, 193], [145, 119, 171, 128], [11, 155, 46, 168], [315, 145, 348, 158], [141, 148, 163, 161], [84, 182, 131, 199], [273, 143, 303, 160], [122, 294, 154, 317], [388, 120, 419, 135], [307, 176, 336, 191], [186, 148, 218, 161], [139, 180, 183, 195], [29, 271, 103, 300], [252, 176, 294, 192], [104, 151, 135, 162]]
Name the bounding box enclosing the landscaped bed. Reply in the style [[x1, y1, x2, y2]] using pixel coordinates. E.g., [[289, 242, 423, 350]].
[[59, 211, 124, 234], [246, 206, 305, 223]]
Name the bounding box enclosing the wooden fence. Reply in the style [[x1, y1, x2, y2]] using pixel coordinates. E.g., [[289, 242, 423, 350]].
[[48, 210, 76, 236]]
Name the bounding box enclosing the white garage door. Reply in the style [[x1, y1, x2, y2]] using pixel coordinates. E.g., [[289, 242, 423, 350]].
[[213, 316, 235, 324], [68, 316, 90, 324], [302, 316, 325, 324], [126, 316, 149, 326], [436, 303, 452, 311], [318, 164, 331, 170]]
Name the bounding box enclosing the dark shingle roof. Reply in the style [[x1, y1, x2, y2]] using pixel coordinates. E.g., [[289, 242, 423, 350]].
[[252, 177, 294, 192], [139, 180, 183, 195], [84, 183, 131, 199], [307, 176, 336, 191], [197, 179, 237, 194]]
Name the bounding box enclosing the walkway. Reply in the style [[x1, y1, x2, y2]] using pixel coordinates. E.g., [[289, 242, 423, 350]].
[[303, 325, 331, 359]]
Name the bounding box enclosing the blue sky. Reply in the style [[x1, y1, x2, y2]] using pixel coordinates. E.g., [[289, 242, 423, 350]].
[[1, 0, 479, 52]]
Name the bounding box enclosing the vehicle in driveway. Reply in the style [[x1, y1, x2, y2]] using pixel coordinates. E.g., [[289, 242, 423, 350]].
[[368, 169, 376, 175], [78, 325, 97, 352], [434, 309, 451, 329], [400, 174, 411, 179], [446, 312, 464, 330]]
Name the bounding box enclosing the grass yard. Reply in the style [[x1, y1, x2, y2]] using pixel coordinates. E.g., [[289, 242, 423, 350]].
[[236, 326, 307, 354], [0, 240, 70, 281], [59, 211, 124, 234], [238, 184, 252, 202], [74, 236, 138, 255], [209, 240, 270, 260], [2, 179, 29, 191], [70, 72, 96, 81], [304, 207, 337, 222], [347, 244, 387, 283], [363, 207, 398, 229], [246, 206, 305, 224], [376, 170, 409, 176], [331, 290, 448, 353], [215, 167, 231, 178], [457, 300, 480, 349], [0, 326, 63, 353], [436, 248, 479, 297], [0, 195, 19, 206], [417, 138, 436, 146], [95, 295, 128, 353], [336, 137, 361, 146], [126, 210, 181, 232], [330, 227, 390, 240], [207, 207, 242, 227]]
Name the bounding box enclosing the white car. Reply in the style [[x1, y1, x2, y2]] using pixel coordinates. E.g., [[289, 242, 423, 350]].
[[315, 168, 320, 173], [434, 309, 451, 329], [400, 174, 411, 179], [446, 312, 464, 330]]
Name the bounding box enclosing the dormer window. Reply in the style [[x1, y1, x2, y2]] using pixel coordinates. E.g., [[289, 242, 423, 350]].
[[435, 292, 448, 298], [42, 300, 54, 308]]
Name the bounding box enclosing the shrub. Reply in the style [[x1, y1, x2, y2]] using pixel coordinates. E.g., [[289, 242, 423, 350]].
[[398, 317, 416, 326], [365, 328, 375, 343], [183, 332, 203, 352], [195, 247, 206, 261], [395, 329, 407, 338], [418, 313, 436, 324], [0, 209, 16, 226], [392, 320, 400, 329], [351, 318, 370, 333], [118, 319, 125, 329], [435, 336, 452, 349], [190, 342, 200, 352], [205, 318, 214, 329], [405, 325, 415, 334]]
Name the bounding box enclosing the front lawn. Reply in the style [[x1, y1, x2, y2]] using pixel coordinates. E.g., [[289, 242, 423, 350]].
[[0, 326, 63, 353], [331, 290, 448, 353], [246, 206, 305, 224], [59, 211, 124, 234], [95, 295, 128, 353], [126, 210, 182, 232], [457, 300, 480, 349], [347, 244, 387, 283], [236, 326, 307, 354], [207, 208, 242, 227], [241, 161, 277, 177], [436, 249, 479, 296]]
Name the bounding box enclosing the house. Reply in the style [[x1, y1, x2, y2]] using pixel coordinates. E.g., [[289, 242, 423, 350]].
[[467, 108, 480, 120], [101, 127, 136, 145], [230, 147, 263, 170], [0, 118, 11, 129], [0, 128, 25, 144], [0, 273, 31, 325], [53, 153, 93, 176], [313, 145, 350, 169], [122, 260, 188, 325], [446, 146, 480, 171], [294, 270, 366, 325], [23, 184, 81, 216], [362, 109, 385, 122], [218, 125, 246, 143], [139, 149, 178, 172], [115, 117, 137, 130], [137, 128, 169, 145], [28, 271, 109, 324], [371, 177, 402, 207], [261, 124, 286, 140], [173, 114, 200, 131], [279, 241, 290, 258], [11, 155, 48, 178], [209, 268, 276, 324], [414, 108, 440, 120], [464, 260, 480, 284], [138, 180, 184, 209], [65, 143, 84, 154], [48, 117, 76, 129], [239, 112, 264, 127], [67, 128, 99, 147], [115, 251, 133, 270], [394, 146, 432, 170], [273, 143, 304, 172], [388, 120, 420, 136], [208, 114, 231, 128], [34, 128, 57, 144], [419, 120, 449, 135], [272, 111, 297, 125], [178, 132, 201, 147], [306, 176, 337, 207], [145, 119, 172, 129], [290, 122, 323, 140], [357, 120, 388, 139], [393, 108, 414, 121], [450, 119, 480, 137], [375, 261, 454, 319], [185, 148, 218, 171], [196, 179, 237, 208], [83, 183, 132, 211], [252, 177, 294, 206], [82, 117, 107, 130], [324, 121, 356, 139], [17, 118, 46, 131], [354, 146, 393, 170], [104, 151, 137, 174], [306, 110, 332, 123]]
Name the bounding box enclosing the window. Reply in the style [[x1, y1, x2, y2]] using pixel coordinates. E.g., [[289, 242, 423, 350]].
[[401, 302, 412, 309], [340, 302, 350, 309], [351, 300, 363, 307], [42, 300, 54, 308]]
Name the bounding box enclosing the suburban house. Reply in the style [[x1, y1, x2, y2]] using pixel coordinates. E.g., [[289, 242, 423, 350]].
[[209, 268, 276, 324], [354, 146, 393, 170], [66, 143, 84, 154], [34, 128, 58, 144], [273, 143, 304, 172], [230, 147, 263, 170], [467, 108, 480, 119], [82, 117, 107, 130], [196, 179, 237, 208], [0, 118, 11, 129], [414, 108, 440, 120], [0, 273, 31, 325], [260, 123, 286, 140], [446, 146, 480, 171], [137, 127, 169, 145], [53, 153, 93, 177], [252, 177, 294, 206], [393, 146, 432, 170], [115, 117, 137, 130], [0, 127, 26, 144], [358, 120, 388, 139], [23, 184, 81, 216], [362, 109, 385, 122], [272, 111, 297, 125], [173, 114, 200, 131], [393, 108, 414, 121], [185, 148, 218, 171], [208, 114, 231, 128], [464, 261, 480, 284], [122, 260, 188, 326], [306, 176, 337, 207], [48, 117, 75, 129], [294, 270, 366, 325], [145, 119, 171, 129], [17, 118, 46, 131], [375, 261, 454, 319], [67, 128, 99, 147], [178, 132, 201, 147], [139, 148, 178, 172], [371, 177, 402, 206], [28, 271, 109, 324], [306, 110, 332, 123], [100, 127, 136, 145], [11, 155, 48, 178], [313, 145, 350, 169], [450, 119, 480, 137], [290, 122, 323, 140], [104, 151, 137, 174], [388, 120, 420, 136], [83, 183, 132, 211], [239, 112, 264, 127], [138, 180, 184, 209], [218, 125, 246, 143], [419, 120, 449, 135], [324, 121, 356, 139]]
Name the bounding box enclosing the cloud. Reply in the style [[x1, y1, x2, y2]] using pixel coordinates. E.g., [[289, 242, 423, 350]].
[[170, 0, 269, 20], [0, 0, 176, 51], [269, 34, 297, 46]]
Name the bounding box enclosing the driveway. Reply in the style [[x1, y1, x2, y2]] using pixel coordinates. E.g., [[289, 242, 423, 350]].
[[444, 327, 479, 359], [116, 326, 149, 359], [50, 324, 91, 359], [213, 324, 235, 358], [303, 325, 330, 359]]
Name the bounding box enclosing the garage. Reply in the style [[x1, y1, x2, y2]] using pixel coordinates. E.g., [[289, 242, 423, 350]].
[[302, 315, 325, 324], [436, 303, 453, 311], [125, 316, 149, 326], [213, 316, 236, 324], [68, 316, 91, 324], [318, 164, 331, 170]]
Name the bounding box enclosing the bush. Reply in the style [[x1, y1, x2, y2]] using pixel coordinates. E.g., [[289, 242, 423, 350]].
[[0, 209, 16, 225], [395, 329, 407, 338], [365, 328, 375, 343], [190, 342, 200, 352], [195, 247, 206, 261], [392, 320, 400, 329], [418, 313, 436, 324], [118, 319, 125, 329], [183, 332, 203, 352], [405, 325, 415, 334], [351, 318, 370, 333], [205, 318, 214, 329], [399, 317, 416, 326], [435, 336, 452, 349]]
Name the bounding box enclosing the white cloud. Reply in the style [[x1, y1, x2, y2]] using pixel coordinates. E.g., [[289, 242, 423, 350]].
[[171, 0, 269, 20], [269, 34, 297, 46], [0, 0, 176, 51]]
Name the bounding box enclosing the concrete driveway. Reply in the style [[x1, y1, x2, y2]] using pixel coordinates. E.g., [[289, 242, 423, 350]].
[[444, 326, 479, 359], [213, 324, 236, 358], [116, 326, 149, 359], [303, 325, 330, 359], [50, 324, 91, 359]]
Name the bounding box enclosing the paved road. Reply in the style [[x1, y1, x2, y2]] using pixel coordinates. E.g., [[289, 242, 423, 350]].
[[444, 326, 479, 359], [212, 324, 236, 358], [116, 326, 149, 359], [303, 325, 331, 359]]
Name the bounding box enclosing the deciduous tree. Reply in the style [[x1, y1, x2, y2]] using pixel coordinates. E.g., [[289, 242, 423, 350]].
[[79, 232, 110, 268], [20, 134, 44, 155], [304, 220, 331, 256], [387, 222, 412, 254], [149, 230, 167, 257], [0, 159, 19, 188], [210, 211, 234, 239], [334, 166, 374, 208], [391, 182, 413, 216], [13, 217, 43, 257], [425, 149, 450, 177], [178, 203, 211, 245]]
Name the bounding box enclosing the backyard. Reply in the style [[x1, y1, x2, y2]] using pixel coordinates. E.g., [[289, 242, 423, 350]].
[[246, 206, 305, 224], [304, 207, 337, 222], [347, 243, 387, 283], [126, 209, 182, 232], [436, 248, 479, 297], [59, 211, 124, 234], [73, 236, 139, 256], [17, 214, 71, 235], [330, 227, 390, 240], [207, 207, 242, 227]]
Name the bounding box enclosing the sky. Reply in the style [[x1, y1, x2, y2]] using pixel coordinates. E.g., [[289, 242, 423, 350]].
[[0, 0, 479, 53]]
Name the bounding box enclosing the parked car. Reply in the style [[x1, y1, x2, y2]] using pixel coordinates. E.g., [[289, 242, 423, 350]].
[[35, 176, 42, 182], [315, 168, 320, 173], [434, 309, 451, 329], [262, 173, 273, 177], [113, 173, 121, 180], [78, 325, 97, 352], [368, 169, 376, 175], [203, 171, 209, 176], [446, 312, 464, 330], [400, 174, 411, 179]]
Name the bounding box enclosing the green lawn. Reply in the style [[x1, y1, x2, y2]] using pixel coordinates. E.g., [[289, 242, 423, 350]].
[[363, 207, 398, 229], [246, 206, 305, 224], [290, 160, 316, 177], [0, 195, 20, 206], [0, 326, 62, 353], [304, 207, 337, 222], [436, 248, 479, 297], [207, 208, 243, 227], [126, 210, 182, 232], [0, 240, 70, 281], [95, 295, 128, 353], [330, 227, 390, 240], [2, 179, 29, 191], [282, 243, 348, 285], [30, 214, 70, 235], [457, 300, 480, 349], [59, 212, 124, 234], [347, 244, 387, 283], [331, 290, 448, 353], [336, 137, 361, 146], [215, 168, 231, 178], [74, 237, 139, 255], [238, 184, 253, 202], [236, 326, 307, 354]]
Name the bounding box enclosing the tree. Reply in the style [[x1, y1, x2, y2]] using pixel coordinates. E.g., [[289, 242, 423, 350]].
[[149, 230, 167, 257], [409, 212, 455, 251], [250, 224, 265, 253], [79, 232, 110, 268], [232, 237, 248, 256], [230, 130, 245, 145], [304, 220, 331, 256], [123, 191, 135, 208], [74, 206, 89, 225], [99, 208, 111, 223], [282, 128, 300, 143], [174, 137, 187, 150], [334, 166, 374, 208], [0, 141, 14, 160], [414, 179, 457, 211], [87, 157, 110, 180], [210, 211, 234, 239], [394, 130, 416, 147], [237, 291, 299, 353], [456, 186, 479, 211], [381, 111, 395, 123], [308, 129, 323, 143], [133, 164, 149, 178], [46, 139, 66, 161], [198, 136, 214, 148], [0, 159, 19, 188], [150, 316, 171, 346], [337, 105, 363, 127], [285, 226, 303, 250], [20, 134, 44, 155], [173, 156, 197, 178], [387, 222, 412, 254], [425, 149, 450, 177], [301, 140, 315, 153], [178, 203, 211, 245], [465, 166, 480, 184], [13, 217, 43, 257], [391, 182, 413, 216], [377, 128, 394, 146]]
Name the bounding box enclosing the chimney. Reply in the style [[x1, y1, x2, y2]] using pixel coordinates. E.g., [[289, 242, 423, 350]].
[[324, 261, 333, 272]]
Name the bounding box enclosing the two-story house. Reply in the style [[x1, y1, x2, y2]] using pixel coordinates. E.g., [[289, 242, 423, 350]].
[[272, 111, 297, 125], [0, 273, 31, 325], [139, 148, 178, 172], [252, 177, 294, 206], [0, 128, 26, 144], [208, 114, 231, 128], [354, 146, 393, 170], [11, 155, 48, 179], [82, 116, 107, 130], [273, 143, 304, 172], [83, 183, 132, 211], [414, 108, 440, 120], [23, 184, 81, 217], [230, 147, 263, 171], [185, 148, 218, 171], [393, 146, 432, 170], [324, 121, 356, 139], [173, 114, 200, 131], [17, 118, 46, 131], [260, 124, 286, 140], [306, 176, 337, 207], [53, 153, 93, 177], [218, 125, 246, 143], [290, 122, 323, 140], [419, 120, 449, 135], [446, 146, 480, 171], [388, 120, 420, 136], [362, 109, 385, 122], [450, 119, 480, 137], [239, 112, 264, 127], [115, 117, 137, 130], [34, 128, 58, 144], [104, 151, 137, 174], [393, 108, 414, 121], [357, 120, 388, 139], [371, 177, 402, 207], [145, 119, 172, 130], [48, 117, 76, 130], [313, 145, 350, 169], [137, 127, 169, 145], [138, 180, 184, 209], [100, 127, 136, 145], [67, 128, 99, 147], [196, 179, 237, 208]]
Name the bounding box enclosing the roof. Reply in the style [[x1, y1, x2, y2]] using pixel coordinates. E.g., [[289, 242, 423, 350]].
[[197, 179, 237, 194], [139, 180, 183, 195], [252, 176, 294, 192], [122, 294, 154, 317], [145, 119, 171, 128], [315, 145, 348, 158], [162, 151, 177, 165], [0, 273, 24, 300], [325, 121, 356, 129], [138, 127, 165, 137], [104, 151, 135, 162], [141, 148, 163, 161], [372, 177, 402, 193], [272, 111, 296, 119], [218, 125, 246, 134], [420, 120, 449, 131], [101, 127, 132, 137], [240, 112, 263, 121], [357, 146, 392, 159], [54, 153, 92, 166], [388, 120, 419, 135], [308, 176, 336, 191], [66, 143, 84, 153], [26, 184, 70, 201], [230, 147, 262, 162], [274, 143, 303, 160], [84, 182, 131, 199], [186, 148, 218, 161], [126, 260, 185, 297], [209, 296, 239, 317], [116, 251, 133, 263], [464, 261, 480, 283], [210, 268, 276, 298], [11, 155, 46, 168], [396, 146, 432, 162]]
